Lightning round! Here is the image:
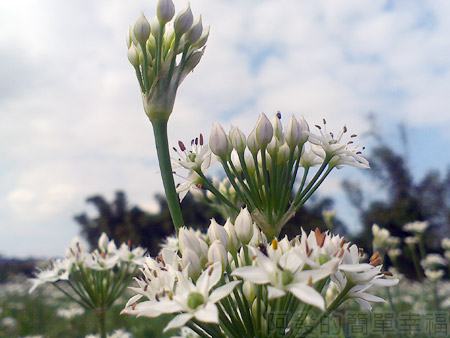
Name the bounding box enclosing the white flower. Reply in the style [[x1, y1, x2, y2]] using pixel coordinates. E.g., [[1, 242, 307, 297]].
[[56, 305, 85, 319], [425, 269, 444, 282], [126, 262, 239, 332], [332, 247, 398, 311], [420, 254, 447, 270], [29, 259, 72, 293], [404, 236, 419, 245], [442, 238, 450, 251], [172, 135, 215, 172], [372, 224, 392, 252], [403, 221, 429, 234], [232, 247, 336, 310], [308, 120, 369, 169]]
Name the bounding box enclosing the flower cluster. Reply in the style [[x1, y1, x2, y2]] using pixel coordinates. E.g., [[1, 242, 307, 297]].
[[173, 113, 369, 238], [29, 232, 146, 332], [122, 209, 398, 335], [127, 0, 209, 121]]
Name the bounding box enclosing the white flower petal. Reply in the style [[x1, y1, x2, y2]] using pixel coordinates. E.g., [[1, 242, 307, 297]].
[[288, 284, 325, 311], [209, 281, 240, 303], [163, 313, 194, 332], [231, 266, 270, 284], [267, 286, 286, 300], [339, 263, 372, 272], [194, 302, 219, 323]]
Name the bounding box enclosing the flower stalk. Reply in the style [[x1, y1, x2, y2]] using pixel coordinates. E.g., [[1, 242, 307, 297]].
[[152, 118, 184, 231]]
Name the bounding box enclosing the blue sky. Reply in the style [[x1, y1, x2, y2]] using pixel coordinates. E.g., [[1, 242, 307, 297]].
[[1, 0, 449, 258]]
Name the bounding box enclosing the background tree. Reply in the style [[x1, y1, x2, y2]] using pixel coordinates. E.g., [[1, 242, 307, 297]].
[[343, 121, 450, 276]]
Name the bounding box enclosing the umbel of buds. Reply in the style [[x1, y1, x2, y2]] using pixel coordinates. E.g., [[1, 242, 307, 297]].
[[127, 0, 209, 122]]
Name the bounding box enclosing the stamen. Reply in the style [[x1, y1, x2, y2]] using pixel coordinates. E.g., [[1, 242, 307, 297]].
[[276, 111, 282, 119], [315, 125, 321, 130], [195, 137, 198, 145], [307, 276, 312, 286], [343, 126, 347, 133], [351, 134, 357, 138], [178, 141, 186, 151], [323, 119, 326, 124], [199, 134, 203, 145]]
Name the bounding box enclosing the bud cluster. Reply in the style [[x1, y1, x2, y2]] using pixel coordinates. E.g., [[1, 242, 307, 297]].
[[174, 112, 369, 238], [127, 0, 210, 120]]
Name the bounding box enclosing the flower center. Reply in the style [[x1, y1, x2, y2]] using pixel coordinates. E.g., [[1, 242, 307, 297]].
[[281, 269, 294, 286], [188, 153, 197, 162], [187, 292, 204, 309]]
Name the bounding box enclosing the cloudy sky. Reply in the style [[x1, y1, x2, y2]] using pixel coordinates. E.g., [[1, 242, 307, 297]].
[[1, 0, 449, 258]]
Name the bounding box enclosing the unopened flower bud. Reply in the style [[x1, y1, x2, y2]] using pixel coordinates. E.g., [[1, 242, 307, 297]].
[[235, 207, 254, 244], [183, 49, 203, 74], [267, 136, 279, 157], [126, 26, 133, 48], [157, 0, 175, 24], [127, 45, 140, 67], [298, 116, 310, 143], [209, 123, 230, 158], [285, 115, 301, 148], [179, 227, 200, 256], [278, 236, 291, 253], [230, 150, 242, 172], [198, 238, 209, 265], [150, 16, 161, 39], [224, 218, 240, 252], [247, 129, 260, 155], [193, 25, 210, 48], [271, 113, 283, 140], [244, 154, 255, 173], [278, 143, 290, 163], [249, 223, 267, 246], [208, 219, 230, 250], [174, 2, 193, 35], [208, 240, 227, 269], [229, 125, 246, 153], [252, 299, 266, 320], [182, 248, 202, 278], [185, 15, 203, 43], [98, 233, 109, 251], [255, 113, 273, 148], [257, 150, 272, 170], [133, 12, 151, 44], [243, 281, 256, 302]]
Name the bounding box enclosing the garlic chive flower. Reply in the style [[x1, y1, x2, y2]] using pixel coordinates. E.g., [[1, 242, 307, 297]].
[[127, 0, 208, 121], [175, 114, 371, 238]]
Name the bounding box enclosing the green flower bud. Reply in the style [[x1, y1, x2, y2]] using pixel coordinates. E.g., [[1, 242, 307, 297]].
[[185, 15, 203, 44], [174, 2, 193, 35], [133, 12, 151, 45], [157, 0, 175, 25], [127, 45, 140, 67]]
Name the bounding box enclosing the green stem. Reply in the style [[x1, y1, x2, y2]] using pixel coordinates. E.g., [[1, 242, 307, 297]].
[[96, 308, 107, 338], [151, 118, 184, 232]]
